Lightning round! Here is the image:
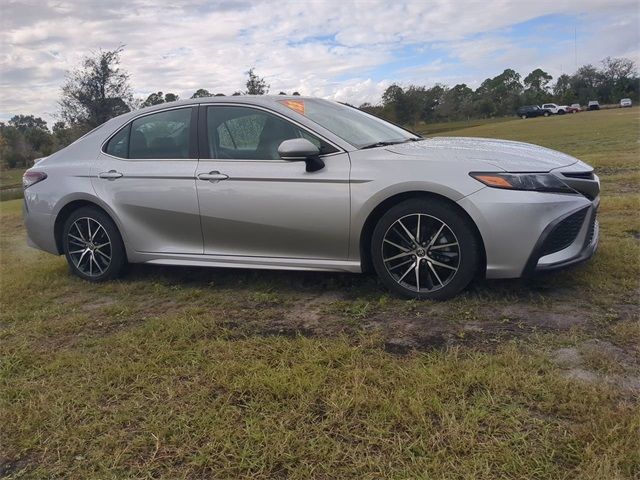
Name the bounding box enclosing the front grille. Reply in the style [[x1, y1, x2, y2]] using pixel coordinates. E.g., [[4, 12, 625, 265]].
[[559, 171, 599, 200], [586, 214, 597, 245], [540, 208, 588, 256], [563, 171, 594, 180]]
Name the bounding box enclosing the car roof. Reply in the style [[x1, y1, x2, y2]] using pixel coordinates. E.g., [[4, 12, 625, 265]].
[[89, 95, 359, 153], [133, 95, 318, 115]]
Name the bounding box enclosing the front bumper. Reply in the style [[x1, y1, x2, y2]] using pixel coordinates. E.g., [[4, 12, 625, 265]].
[[524, 200, 599, 275], [458, 187, 599, 279]]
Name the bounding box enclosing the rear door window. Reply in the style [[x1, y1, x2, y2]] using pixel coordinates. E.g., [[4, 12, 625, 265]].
[[129, 108, 193, 159]]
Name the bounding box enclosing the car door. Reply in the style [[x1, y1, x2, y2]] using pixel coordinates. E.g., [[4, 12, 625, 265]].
[[195, 104, 351, 260], [92, 106, 203, 254]]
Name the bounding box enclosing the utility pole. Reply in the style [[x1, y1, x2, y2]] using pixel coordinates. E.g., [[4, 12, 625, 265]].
[[574, 26, 578, 72]]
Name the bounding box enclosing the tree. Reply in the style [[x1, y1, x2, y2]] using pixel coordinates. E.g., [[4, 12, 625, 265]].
[[600, 57, 638, 102], [141, 92, 179, 107], [438, 84, 475, 120], [245, 68, 269, 95], [601, 57, 636, 83], [2, 115, 54, 165], [553, 74, 574, 104], [8, 115, 48, 132], [381, 84, 404, 106], [572, 64, 603, 104], [59, 46, 133, 130], [191, 88, 212, 98], [523, 68, 552, 104], [141, 92, 165, 107], [524, 68, 552, 93], [0, 123, 31, 168], [52, 121, 83, 149], [476, 69, 523, 116]]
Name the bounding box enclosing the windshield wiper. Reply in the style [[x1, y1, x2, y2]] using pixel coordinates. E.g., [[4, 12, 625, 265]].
[[359, 137, 422, 150]]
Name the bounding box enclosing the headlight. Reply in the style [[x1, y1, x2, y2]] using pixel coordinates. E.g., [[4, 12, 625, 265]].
[[469, 172, 576, 194]]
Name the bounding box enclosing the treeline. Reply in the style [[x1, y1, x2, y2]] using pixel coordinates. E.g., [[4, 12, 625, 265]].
[[360, 57, 639, 125], [1, 46, 638, 169]]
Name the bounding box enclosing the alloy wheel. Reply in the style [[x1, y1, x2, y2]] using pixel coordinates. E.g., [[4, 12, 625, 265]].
[[381, 213, 460, 292], [66, 217, 112, 277]]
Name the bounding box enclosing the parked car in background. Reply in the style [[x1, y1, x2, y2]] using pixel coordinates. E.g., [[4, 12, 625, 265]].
[[588, 100, 600, 111], [22, 96, 600, 300], [517, 105, 551, 119], [620, 98, 632, 108], [541, 103, 569, 115], [566, 104, 581, 113]]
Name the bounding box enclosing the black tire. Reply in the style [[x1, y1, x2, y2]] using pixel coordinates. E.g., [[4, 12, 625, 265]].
[[558, 109, 566, 115], [371, 198, 480, 300], [62, 206, 127, 282]]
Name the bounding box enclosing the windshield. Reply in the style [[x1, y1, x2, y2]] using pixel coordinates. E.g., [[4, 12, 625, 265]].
[[292, 99, 420, 149]]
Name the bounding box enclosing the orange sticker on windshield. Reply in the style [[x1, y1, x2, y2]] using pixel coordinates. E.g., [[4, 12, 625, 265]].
[[279, 99, 305, 115]]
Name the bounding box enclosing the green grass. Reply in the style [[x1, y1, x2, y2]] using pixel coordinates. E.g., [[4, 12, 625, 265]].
[[413, 116, 514, 136], [0, 167, 24, 189], [0, 167, 24, 201], [1, 108, 639, 479]]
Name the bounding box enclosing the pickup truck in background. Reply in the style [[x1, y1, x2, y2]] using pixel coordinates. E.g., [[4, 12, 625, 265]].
[[541, 103, 569, 115]]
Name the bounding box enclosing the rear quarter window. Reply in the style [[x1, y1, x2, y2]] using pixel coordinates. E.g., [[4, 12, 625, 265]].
[[105, 124, 131, 158]]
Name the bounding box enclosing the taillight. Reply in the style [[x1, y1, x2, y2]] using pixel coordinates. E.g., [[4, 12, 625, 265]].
[[23, 171, 47, 189]]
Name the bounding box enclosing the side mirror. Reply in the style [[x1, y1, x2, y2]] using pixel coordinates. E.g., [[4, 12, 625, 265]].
[[278, 138, 325, 172]]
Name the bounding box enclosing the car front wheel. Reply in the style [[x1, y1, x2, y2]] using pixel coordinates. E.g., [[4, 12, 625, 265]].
[[62, 206, 127, 282], [371, 198, 480, 300]]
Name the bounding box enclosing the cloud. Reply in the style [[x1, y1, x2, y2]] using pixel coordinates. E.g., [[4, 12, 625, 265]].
[[0, 0, 638, 123]]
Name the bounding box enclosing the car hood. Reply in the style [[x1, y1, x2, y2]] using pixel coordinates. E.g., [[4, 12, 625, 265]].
[[386, 137, 580, 172]]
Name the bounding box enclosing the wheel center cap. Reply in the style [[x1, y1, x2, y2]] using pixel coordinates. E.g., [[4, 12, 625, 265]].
[[416, 248, 426, 257]]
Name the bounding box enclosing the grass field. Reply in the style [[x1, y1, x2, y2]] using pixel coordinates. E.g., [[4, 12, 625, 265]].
[[1, 108, 639, 479]]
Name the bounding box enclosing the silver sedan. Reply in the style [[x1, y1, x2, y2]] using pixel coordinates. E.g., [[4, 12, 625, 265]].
[[23, 96, 599, 299]]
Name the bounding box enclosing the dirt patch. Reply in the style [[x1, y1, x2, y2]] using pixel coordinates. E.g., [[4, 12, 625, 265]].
[[625, 229, 640, 241], [487, 303, 592, 330], [551, 339, 640, 395], [284, 291, 347, 329], [0, 455, 33, 477]]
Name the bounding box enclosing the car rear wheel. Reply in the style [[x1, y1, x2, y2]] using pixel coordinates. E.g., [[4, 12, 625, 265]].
[[543, 112, 550, 117], [371, 198, 480, 300], [62, 207, 127, 282], [521, 114, 527, 119]]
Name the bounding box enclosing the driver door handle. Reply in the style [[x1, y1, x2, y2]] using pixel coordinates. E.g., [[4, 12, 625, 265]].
[[198, 171, 229, 182], [98, 170, 123, 180]]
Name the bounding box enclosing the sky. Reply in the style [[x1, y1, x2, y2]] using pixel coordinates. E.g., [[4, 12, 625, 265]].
[[1, 0, 638, 124]]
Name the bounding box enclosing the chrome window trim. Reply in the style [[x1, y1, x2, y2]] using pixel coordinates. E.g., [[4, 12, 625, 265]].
[[100, 105, 197, 161], [100, 102, 346, 162]]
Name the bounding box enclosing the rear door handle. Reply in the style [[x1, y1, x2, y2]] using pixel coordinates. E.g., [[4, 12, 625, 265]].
[[198, 171, 229, 182], [98, 170, 123, 180]]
